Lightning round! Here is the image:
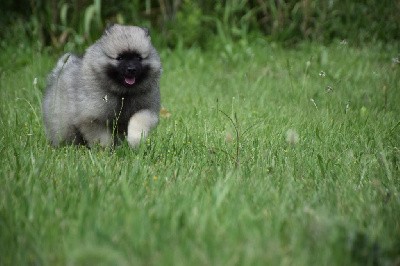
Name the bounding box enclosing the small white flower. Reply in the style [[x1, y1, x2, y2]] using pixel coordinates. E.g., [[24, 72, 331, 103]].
[[340, 39, 348, 45], [225, 132, 234, 142], [326, 85, 333, 93], [33, 77, 38, 86], [319, 71, 326, 77], [286, 129, 299, 145]]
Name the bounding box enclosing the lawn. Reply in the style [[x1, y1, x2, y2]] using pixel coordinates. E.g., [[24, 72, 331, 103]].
[[0, 40, 399, 265]]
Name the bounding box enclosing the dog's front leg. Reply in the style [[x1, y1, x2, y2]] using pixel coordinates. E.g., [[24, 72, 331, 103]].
[[127, 110, 159, 148]]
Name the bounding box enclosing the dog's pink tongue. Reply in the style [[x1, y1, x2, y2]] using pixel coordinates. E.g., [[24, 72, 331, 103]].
[[125, 77, 135, 85]]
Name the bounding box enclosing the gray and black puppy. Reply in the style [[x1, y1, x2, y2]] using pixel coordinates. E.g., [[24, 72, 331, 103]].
[[43, 24, 161, 148]]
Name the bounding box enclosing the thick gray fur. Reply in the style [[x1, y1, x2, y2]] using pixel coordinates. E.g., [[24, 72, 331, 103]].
[[42, 25, 162, 147]]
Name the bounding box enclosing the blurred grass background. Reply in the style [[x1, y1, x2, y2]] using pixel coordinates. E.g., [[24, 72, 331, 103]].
[[1, 0, 399, 50]]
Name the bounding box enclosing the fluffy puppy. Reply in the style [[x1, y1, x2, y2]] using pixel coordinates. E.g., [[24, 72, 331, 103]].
[[42, 24, 162, 148]]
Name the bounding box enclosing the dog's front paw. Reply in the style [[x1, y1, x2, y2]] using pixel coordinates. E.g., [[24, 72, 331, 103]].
[[127, 110, 158, 148], [127, 130, 147, 148]]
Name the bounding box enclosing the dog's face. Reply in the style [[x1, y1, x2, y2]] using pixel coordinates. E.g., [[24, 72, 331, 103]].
[[106, 51, 150, 88], [95, 25, 160, 92], [83, 24, 161, 95]]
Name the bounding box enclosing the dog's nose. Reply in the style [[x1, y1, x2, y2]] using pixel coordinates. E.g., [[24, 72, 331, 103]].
[[126, 66, 136, 75]]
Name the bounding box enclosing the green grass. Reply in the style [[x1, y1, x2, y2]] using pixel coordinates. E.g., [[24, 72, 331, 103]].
[[1, 40, 399, 265]]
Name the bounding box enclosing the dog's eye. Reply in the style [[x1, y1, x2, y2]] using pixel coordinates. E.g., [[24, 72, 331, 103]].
[[116, 56, 123, 61]]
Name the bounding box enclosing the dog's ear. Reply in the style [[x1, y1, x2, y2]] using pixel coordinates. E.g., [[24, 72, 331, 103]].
[[142, 27, 150, 37], [104, 23, 115, 35]]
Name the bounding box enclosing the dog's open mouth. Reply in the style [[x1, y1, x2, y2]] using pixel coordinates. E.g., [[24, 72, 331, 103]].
[[124, 76, 136, 86]]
